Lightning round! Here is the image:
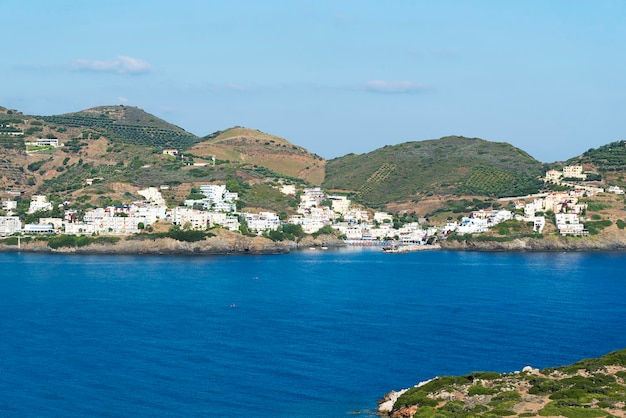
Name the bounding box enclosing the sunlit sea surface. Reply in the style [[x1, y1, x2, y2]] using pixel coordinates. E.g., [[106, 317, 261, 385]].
[[1, 248, 625, 417]]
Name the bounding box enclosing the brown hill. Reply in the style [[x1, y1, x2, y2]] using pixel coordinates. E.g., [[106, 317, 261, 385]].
[[190, 127, 325, 185]]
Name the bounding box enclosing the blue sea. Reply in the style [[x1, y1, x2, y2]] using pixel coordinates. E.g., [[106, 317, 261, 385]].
[[1, 248, 626, 417]]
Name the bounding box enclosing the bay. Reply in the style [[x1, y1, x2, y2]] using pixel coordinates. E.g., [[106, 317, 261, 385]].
[[0, 248, 625, 417]]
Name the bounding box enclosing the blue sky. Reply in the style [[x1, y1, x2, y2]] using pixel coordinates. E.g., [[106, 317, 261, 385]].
[[3, 1, 626, 162]]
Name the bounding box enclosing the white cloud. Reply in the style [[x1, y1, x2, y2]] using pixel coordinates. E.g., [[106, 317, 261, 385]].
[[117, 96, 129, 103], [363, 80, 427, 94], [71, 56, 151, 74]]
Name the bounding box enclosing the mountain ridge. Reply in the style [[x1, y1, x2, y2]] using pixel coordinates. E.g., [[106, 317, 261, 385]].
[[3, 104, 626, 218]]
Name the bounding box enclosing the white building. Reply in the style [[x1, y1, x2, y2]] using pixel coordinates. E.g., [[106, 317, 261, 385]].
[[191, 184, 238, 212], [456, 217, 488, 234], [301, 219, 329, 234], [36, 138, 59, 147], [299, 187, 325, 209], [243, 211, 281, 233], [137, 187, 166, 206], [22, 223, 55, 234], [374, 212, 393, 223], [65, 222, 97, 235], [0, 216, 21, 235], [563, 165, 586, 180], [1, 200, 17, 212], [170, 207, 210, 230], [544, 169, 561, 182], [329, 195, 351, 215], [132, 204, 166, 225], [99, 216, 146, 234], [28, 195, 53, 213], [83, 208, 107, 223], [555, 213, 586, 236]]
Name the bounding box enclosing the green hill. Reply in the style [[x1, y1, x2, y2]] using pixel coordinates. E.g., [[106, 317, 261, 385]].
[[566, 140, 626, 188], [39, 105, 199, 150], [568, 140, 626, 170], [322, 136, 545, 209]]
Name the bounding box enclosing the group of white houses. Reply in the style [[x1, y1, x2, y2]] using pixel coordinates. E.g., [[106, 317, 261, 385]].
[[514, 189, 589, 235], [2, 167, 624, 239]]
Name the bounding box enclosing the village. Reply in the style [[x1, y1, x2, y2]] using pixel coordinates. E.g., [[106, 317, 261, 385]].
[[0, 165, 624, 246]]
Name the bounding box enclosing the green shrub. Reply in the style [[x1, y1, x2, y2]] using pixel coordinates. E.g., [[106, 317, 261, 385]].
[[166, 229, 206, 242], [585, 220, 612, 235], [489, 407, 517, 416], [468, 384, 498, 396], [2, 237, 19, 246], [441, 400, 466, 413], [539, 401, 607, 417]]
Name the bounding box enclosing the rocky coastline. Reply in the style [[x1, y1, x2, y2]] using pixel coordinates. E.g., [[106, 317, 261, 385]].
[[0, 230, 347, 255], [439, 230, 626, 252], [3, 229, 626, 255]]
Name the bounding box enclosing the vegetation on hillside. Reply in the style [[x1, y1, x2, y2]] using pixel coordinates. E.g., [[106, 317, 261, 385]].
[[3, 103, 626, 225], [389, 348, 626, 417], [39, 105, 199, 150], [570, 141, 626, 172], [323, 136, 545, 209]]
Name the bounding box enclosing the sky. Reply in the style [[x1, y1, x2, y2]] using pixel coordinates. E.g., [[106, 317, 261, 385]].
[[2, 0, 626, 163]]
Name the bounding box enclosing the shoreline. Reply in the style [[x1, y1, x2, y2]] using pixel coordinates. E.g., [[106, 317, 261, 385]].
[[0, 231, 348, 256], [3, 229, 626, 255], [3, 239, 626, 255]]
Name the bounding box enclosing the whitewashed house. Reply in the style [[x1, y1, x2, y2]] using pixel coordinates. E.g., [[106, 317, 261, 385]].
[[28, 195, 53, 213], [170, 207, 210, 230], [555, 213, 586, 236], [137, 187, 166, 206], [329, 195, 351, 214], [243, 212, 281, 233], [456, 217, 488, 234], [0, 216, 21, 235], [65, 222, 97, 235]]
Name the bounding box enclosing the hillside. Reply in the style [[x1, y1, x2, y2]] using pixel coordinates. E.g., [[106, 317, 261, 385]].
[[189, 127, 325, 185], [381, 348, 626, 417], [323, 136, 545, 210], [3, 103, 626, 221], [566, 140, 626, 189], [0, 106, 324, 212], [38, 105, 200, 150]]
